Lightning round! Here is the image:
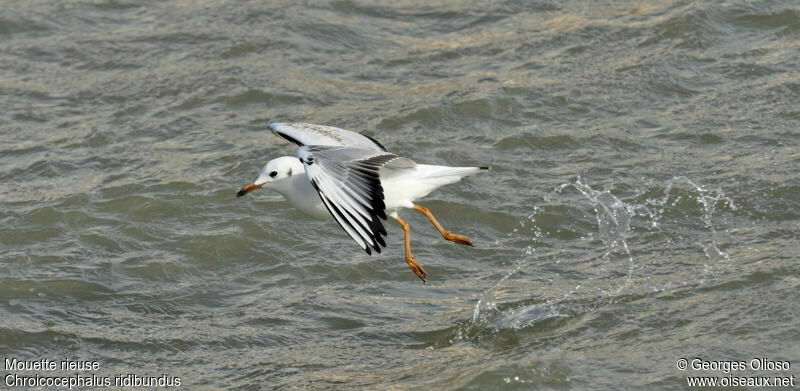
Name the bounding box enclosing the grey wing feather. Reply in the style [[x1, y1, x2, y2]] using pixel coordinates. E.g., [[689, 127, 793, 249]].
[[297, 145, 405, 254], [270, 123, 388, 151]]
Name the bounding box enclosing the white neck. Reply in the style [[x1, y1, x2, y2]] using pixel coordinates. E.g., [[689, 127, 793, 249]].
[[268, 172, 329, 219]]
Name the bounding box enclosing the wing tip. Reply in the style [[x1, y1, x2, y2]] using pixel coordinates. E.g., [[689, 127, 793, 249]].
[[271, 123, 305, 147], [317, 184, 388, 256], [362, 133, 389, 152], [362, 240, 385, 255]]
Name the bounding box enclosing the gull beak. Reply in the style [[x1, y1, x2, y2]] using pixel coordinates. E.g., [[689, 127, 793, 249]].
[[236, 183, 262, 197]]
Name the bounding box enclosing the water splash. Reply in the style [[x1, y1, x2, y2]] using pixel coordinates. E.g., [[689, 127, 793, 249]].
[[562, 176, 735, 273], [474, 208, 545, 328], [638, 176, 735, 262], [456, 209, 545, 341], [675, 177, 735, 262], [454, 176, 735, 344], [470, 261, 522, 325], [559, 177, 636, 292], [569, 179, 634, 256]]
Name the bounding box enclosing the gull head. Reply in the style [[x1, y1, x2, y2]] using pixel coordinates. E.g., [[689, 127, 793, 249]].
[[237, 157, 303, 197]]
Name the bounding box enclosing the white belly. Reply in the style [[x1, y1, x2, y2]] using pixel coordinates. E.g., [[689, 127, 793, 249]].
[[282, 175, 331, 219]]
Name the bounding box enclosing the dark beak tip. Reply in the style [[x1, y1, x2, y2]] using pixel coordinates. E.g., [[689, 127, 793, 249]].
[[237, 183, 261, 198]]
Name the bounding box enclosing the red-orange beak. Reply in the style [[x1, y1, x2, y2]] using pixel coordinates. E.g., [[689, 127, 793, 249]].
[[236, 183, 262, 197]]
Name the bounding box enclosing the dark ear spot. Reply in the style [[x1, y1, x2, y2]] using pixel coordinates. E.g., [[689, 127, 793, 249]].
[[287, 168, 293, 176]]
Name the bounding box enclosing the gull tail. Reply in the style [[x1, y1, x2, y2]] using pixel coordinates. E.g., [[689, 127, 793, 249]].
[[416, 164, 489, 186]]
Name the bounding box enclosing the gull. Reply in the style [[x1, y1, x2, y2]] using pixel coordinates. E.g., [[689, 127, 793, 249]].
[[237, 123, 488, 282]]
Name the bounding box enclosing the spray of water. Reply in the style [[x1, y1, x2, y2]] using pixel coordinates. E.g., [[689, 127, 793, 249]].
[[566, 177, 636, 291], [459, 176, 735, 342], [633, 176, 736, 261], [454, 211, 543, 342], [671, 177, 735, 261]]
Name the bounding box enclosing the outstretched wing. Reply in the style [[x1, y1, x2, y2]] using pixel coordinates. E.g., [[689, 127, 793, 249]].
[[297, 145, 407, 254], [270, 122, 388, 151]]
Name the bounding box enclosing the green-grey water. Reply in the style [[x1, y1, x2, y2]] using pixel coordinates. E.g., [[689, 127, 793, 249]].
[[1, 0, 799, 390]]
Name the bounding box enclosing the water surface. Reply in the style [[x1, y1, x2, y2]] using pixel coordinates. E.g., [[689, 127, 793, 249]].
[[1, 0, 798, 390]]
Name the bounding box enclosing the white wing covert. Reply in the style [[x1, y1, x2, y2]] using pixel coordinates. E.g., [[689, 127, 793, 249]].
[[297, 145, 411, 254], [270, 122, 388, 151]]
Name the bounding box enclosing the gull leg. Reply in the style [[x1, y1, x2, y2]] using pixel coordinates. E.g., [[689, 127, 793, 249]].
[[412, 204, 475, 247], [393, 215, 427, 282]]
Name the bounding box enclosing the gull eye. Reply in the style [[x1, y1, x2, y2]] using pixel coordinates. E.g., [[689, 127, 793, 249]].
[[269, 171, 278, 178]]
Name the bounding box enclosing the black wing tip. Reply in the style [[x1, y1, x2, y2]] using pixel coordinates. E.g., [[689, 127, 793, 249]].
[[363, 240, 385, 255], [480, 166, 490, 171], [362, 133, 389, 152], [270, 123, 305, 147], [318, 189, 388, 256]]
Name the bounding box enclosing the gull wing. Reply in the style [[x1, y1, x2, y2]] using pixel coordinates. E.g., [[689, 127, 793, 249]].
[[270, 122, 388, 151], [297, 145, 411, 254]]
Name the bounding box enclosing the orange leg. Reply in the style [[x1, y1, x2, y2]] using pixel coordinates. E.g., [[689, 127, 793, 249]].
[[393, 215, 427, 282], [412, 204, 475, 247]]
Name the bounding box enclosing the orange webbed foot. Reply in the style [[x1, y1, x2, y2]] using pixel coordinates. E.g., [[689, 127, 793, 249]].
[[406, 255, 428, 283], [444, 232, 475, 247]]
